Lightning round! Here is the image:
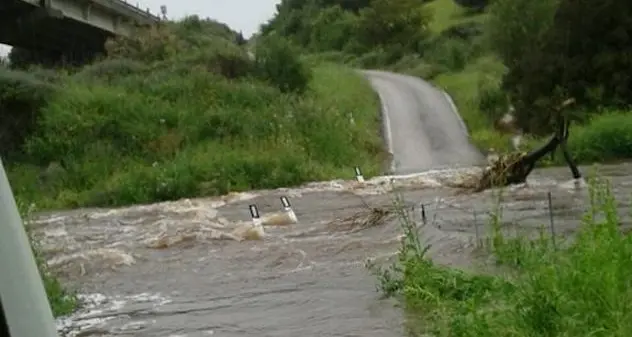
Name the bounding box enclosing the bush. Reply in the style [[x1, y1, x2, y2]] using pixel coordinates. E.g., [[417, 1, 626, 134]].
[[0, 68, 56, 158], [171, 44, 253, 79], [73, 58, 148, 83], [309, 5, 358, 52], [441, 21, 483, 40], [423, 37, 473, 72], [568, 111, 632, 164], [105, 24, 181, 62], [254, 34, 312, 94]]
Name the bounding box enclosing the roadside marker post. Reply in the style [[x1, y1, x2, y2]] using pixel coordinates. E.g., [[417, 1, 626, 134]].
[[280, 196, 298, 223], [249, 204, 262, 228], [354, 166, 364, 182], [420, 203, 427, 225]]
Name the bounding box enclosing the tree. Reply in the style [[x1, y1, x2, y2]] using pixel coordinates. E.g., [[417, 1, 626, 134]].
[[309, 6, 358, 51], [486, 0, 561, 133], [356, 0, 430, 53], [494, 0, 632, 134], [235, 31, 247, 46]]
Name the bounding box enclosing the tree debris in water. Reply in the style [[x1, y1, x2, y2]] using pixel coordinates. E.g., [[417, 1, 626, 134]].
[[327, 205, 393, 233], [474, 151, 531, 192]]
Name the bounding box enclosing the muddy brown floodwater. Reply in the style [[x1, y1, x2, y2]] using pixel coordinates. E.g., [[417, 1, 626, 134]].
[[26, 163, 632, 337]]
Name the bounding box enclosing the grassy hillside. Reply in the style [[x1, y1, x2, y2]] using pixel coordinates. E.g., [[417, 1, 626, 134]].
[[1, 17, 386, 210]]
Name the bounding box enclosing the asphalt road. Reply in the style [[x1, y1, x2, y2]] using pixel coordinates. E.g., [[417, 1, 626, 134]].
[[362, 70, 484, 174]]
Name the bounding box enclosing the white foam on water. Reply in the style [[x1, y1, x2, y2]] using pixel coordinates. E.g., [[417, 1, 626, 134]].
[[84, 193, 257, 221], [56, 292, 172, 337], [31, 165, 544, 282], [270, 166, 483, 197]]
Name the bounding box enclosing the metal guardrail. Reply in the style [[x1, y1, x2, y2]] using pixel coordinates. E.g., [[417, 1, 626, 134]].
[[0, 158, 58, 337], [97, 0, 161, 21]]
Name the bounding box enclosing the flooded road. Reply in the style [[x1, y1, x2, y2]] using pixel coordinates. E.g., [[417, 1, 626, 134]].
[[27, 162, 632, 337]]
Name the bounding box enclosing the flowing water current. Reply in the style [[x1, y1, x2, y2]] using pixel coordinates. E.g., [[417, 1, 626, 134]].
[[27, 163, 632, 337]]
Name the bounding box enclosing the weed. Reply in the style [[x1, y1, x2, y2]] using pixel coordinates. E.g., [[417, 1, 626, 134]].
[[372, 174, 632, 336]]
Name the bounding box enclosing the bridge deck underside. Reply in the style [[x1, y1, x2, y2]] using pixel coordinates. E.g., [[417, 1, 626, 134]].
[[0, 0, 111, 52]]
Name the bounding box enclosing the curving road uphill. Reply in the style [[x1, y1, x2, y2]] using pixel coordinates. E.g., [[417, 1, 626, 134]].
[[362, 70, 484, 174]]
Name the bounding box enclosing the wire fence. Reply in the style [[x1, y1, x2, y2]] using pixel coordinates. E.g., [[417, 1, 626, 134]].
[[385, 185, 632, 251]]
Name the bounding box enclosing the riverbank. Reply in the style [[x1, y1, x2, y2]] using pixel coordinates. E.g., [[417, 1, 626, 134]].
[[2, 21, 386, 211], [5, 62, 383, 210], [372, 176, 632, 336]]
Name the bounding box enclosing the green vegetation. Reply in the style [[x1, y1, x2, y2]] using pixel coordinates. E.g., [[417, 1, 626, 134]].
[[17, 200, 78, 317], [371, 175, 632, 336], [2, 16, 386, 210], [262, 0, 632, 165], [1, 15, 386, 318]]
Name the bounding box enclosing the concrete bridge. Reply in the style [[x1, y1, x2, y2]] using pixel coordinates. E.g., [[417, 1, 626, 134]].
[[0, 0, 160, 54]]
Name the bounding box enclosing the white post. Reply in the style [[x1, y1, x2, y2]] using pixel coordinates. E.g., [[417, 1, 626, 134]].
[[249, 204, 262, 228], [0, 158, 59, 337], [280, 196, 298, 223], [354, 166, 364, 183]]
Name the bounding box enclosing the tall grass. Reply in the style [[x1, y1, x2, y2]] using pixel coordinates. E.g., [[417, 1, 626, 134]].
[[6, 62, 384, 209], [372, 176, 632, 336]]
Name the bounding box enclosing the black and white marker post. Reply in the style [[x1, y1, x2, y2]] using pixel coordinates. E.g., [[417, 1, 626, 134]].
[[280, 196, 298, 223], [354, 166, 364, 183], [249, 204, 262, 228]]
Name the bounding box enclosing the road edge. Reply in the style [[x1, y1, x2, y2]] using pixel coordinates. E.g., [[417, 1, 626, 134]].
[[441, 90, 470, 138], [358, 70, 397, 175]]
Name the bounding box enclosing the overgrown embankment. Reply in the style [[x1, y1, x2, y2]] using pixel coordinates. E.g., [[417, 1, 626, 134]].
[[2, 16, 385, 210], [262, 0, 632, 166]]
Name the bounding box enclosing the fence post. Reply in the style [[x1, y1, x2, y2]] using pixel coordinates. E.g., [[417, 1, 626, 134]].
[[0, 158, 59, 337], [547, 191, 557, 250], [473, 209, 481, 247], [420, 203, 427, 225]]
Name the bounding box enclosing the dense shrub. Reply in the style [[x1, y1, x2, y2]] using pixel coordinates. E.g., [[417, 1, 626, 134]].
[[73, 58, 148, 83], [308, 5, 358, 52], [254, 34, 312, 94], [422, 37, 474, 72], [441, 21, 483, 40], [355, 0, 430, 53], [0, 68, 56, 158], [8, 47, 93, 69], [568, 112, 632, 164]]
